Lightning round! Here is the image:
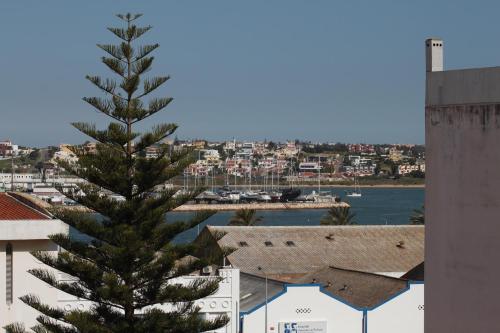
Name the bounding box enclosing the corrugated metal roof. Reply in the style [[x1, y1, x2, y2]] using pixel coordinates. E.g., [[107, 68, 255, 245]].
[[207, 225, 424, 278], [0, 193, 50, 220]]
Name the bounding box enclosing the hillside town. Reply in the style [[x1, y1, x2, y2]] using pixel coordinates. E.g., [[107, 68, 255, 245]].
[[0, 138, 425, 191]]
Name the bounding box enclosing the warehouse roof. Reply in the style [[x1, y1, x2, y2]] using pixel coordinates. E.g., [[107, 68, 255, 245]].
[[240, 266, 413, 312], [240, 273, 286, 312], [401, 261, 424, 281], [296, 266, 408, 308], [200, 225, 424, 280]]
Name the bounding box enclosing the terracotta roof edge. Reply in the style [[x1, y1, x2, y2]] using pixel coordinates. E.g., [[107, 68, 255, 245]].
[[7, 192, 53, 219]]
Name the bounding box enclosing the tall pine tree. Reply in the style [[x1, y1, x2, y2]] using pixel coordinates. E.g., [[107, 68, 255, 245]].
[[6, 13, 227, 333]]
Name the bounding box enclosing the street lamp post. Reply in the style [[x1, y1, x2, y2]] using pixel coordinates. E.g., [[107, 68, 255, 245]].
[[258, 266, 268, 333]]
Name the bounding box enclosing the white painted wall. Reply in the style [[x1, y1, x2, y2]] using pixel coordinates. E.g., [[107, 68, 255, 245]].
[[241, 285, 364, 333], [0, 218, 238, 333], [0, 220, 69, 241], [57, 268, 240, 333], [0, 240, 239, 333], [241, 283, 424, 333], [367, 283, 424, 333], [0, 240, 60, 331]]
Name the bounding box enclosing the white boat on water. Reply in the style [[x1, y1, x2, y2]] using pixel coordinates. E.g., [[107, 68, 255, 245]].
[[346, 174, 362, 197], [299, 190, 338, 203]]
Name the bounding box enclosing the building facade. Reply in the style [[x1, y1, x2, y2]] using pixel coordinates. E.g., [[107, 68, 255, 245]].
[[425, 38, 500, 332], [0, 193, 240, 333], [241, 282, 423, 333]]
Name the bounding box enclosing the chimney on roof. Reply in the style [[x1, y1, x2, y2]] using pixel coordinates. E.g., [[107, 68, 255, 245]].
[[426, 38, 444, 72]]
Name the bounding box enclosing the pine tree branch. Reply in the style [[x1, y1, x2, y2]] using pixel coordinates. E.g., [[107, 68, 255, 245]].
[[137, 76, 169, 98], [19, 294, 66, 322], [117, 13, 142, 22], [107, 28, 128, 42], [101, 57, 126, 78], [64, 310, 115, 333], [82, 97, 112, 115], [133, 154, 193, 195], [81, 97, 128, 125], [108, 24, 151, 42], [97, 44, 125, 62], [85, 76, 119, 97], [134, 44, 159, 63], [34, 315, 78, 333], [132, 57, 153, 76], [133, 123, 177, 153], [119, 74, 140, 97], [4, 323, 29, 333], [71, 122, 135, 149]]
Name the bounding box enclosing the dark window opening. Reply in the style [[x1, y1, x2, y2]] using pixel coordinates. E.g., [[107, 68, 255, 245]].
[[6, 243, 13, 305], [285, 241, 296, 247], [238, 241, 249, 247]]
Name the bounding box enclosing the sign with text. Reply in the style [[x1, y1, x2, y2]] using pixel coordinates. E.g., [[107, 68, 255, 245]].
[[278, 321, 327, 333]]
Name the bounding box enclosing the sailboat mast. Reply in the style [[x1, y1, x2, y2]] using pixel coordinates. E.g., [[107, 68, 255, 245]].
[[271, 168, 274, 190], [11, 153, 14, 191], [318, 155, 321, 193]]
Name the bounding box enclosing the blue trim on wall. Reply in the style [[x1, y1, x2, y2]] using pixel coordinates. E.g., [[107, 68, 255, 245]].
[[409, 280, 424, 285], [240, 283, 366, 317], [239, 281, 425, 329], [317, 284, 365, 311], [240, 284, 318, 315], [365, 282, 411, 311], [367, 280, 425, 310]]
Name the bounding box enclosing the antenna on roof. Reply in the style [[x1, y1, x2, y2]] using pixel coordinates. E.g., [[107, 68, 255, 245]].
[[10, 152, 14, 191]]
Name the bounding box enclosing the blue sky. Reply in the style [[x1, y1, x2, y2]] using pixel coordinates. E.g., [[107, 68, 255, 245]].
[[1, 0, 499, 146]]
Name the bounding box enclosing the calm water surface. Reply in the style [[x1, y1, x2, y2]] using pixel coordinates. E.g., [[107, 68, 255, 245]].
[[170, 187, 424, 243]]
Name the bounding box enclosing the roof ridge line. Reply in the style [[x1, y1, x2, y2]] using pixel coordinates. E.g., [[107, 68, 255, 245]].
[[6, 192, 52, 219], [325, 265, 407, 281]]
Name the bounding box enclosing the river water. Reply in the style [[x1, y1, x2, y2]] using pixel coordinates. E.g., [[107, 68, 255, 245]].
[[170, 187, 424, 243]]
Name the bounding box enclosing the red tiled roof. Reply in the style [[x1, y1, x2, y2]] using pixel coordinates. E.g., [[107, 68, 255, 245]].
[[0, 193, 50, 220]]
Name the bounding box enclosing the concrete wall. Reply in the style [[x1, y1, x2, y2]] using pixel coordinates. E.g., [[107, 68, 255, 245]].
[[367, 283, 424, 333], [426, 67, 500, 106], [426, 68, 500, 332]]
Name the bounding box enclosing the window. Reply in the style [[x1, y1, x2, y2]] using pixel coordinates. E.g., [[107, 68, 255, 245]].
[[238, 241, 249, 247], [285, 241, 296, 247], [264, 241, 273, 247], [6, 243, 13, 305]]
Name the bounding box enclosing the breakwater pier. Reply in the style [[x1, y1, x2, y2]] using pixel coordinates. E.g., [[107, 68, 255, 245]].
[[173, 201, 349, 212]]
